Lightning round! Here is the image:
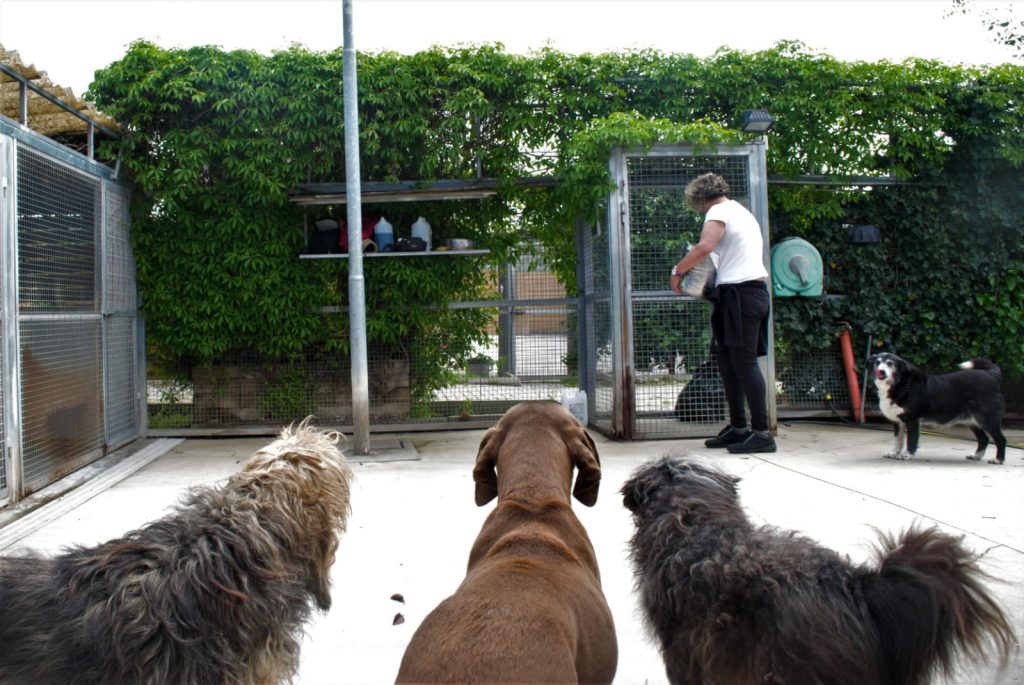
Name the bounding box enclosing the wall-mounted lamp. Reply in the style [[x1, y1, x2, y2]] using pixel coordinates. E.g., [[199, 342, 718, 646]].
[[740, 109, 775, 134], [848, 224, 881, 244]]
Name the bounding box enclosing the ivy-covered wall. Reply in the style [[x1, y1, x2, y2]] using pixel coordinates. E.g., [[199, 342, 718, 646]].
[[88, 40, 1024, 375]]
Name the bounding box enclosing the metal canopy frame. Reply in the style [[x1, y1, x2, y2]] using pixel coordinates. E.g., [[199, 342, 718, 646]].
[[288, 176, 558, 206], [0, 62, 120, 161]]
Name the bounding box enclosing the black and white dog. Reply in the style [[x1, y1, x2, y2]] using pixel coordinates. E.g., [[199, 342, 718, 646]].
[[869, 352, 1007, 464]]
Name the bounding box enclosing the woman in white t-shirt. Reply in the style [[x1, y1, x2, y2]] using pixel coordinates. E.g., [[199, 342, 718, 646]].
[[669, 172, 775, 454]]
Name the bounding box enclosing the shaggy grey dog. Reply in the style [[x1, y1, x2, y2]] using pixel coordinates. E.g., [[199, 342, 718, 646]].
[[621, 456, 1014, 685], [0, 420, 352, 685]]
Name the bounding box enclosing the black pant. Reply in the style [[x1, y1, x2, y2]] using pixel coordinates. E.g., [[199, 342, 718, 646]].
[[711, 282, 770, 432]]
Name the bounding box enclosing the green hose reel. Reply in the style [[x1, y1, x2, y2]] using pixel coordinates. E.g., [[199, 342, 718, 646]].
[[771, 237, 823, 297]]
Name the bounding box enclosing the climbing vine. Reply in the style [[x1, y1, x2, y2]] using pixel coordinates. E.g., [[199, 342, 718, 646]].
[[89, 40, 1024, 376]]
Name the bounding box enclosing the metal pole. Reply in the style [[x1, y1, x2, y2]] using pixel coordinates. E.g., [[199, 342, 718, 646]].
[[18, 81, 27, 125], [751, 136, 777, 432], [608, 148, 635, 440], [574, 218, 590, 398], [859, 334, 873, 424], [1, 136, 24, 502], [343, 0, 371, 455], [498, 267, 515, 376]]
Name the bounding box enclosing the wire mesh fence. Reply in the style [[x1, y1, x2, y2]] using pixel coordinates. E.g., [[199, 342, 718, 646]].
[[582, 144, 774, 440], [143, 141, 1024, 436], [775, 341, 853, 417], [626, 153, 749, 439], [0, 124, 140, 502], [102, 184, 140, 447], [19, 317, 105, 490], [147, 255, 583, 432], [145, 274, 1024, 435], [774, 338, 1024, 423], [16, 146, 107, 492]]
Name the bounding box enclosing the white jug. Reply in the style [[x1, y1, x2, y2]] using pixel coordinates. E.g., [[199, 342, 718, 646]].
[[561, 389, 588, 426], [374, 217, 394, 251], [411, 216, 431, 251]]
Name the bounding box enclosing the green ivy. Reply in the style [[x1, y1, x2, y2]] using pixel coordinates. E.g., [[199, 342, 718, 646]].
[[88, 40, 1024, 378]]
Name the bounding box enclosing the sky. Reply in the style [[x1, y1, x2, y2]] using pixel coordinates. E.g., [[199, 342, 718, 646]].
[[0, 0, 1019, 97]]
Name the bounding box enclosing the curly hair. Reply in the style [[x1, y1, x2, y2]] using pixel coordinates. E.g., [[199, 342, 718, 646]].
[[684, 173, 730, 211], [621, 455, 1014, 685], [0, 420, 352, 685]]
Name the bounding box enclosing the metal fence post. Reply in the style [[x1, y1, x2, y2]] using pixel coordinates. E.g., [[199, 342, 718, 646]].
[[0, 135, 23, 502], [343, 0, 371, 455]]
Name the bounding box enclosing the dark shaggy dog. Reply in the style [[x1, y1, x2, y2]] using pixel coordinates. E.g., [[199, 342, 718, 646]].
[[396, 401, 618, 684], [621, 456, 1014, 685], [870, 352, 1007, 464], [0, 420, 352, 685]]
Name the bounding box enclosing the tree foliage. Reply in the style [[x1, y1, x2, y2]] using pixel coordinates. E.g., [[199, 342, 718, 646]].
[[949, 0, 1024, 59], [89, 40, 1024, 376]]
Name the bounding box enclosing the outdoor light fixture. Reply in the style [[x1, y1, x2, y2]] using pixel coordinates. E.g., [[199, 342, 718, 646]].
[[741, 109, 775, 134], [848, 224, 881, 244]]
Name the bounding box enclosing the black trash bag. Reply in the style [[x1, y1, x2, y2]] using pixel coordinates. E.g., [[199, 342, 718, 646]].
[[395, 237, 428, 252], [308, 227, 341, 254], [674, 356, 727, 423]]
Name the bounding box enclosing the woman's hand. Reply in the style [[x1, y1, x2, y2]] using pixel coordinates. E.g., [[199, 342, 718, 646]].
[[670, 269, 683, 295]]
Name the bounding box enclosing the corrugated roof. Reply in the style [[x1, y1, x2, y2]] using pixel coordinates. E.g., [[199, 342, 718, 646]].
[[0, 43, 120, 139]]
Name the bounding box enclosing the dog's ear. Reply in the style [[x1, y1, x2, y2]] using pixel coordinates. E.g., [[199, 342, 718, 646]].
[[570, 427, 601, 507], [620, 476, 641, 513], [473, 426, 501, 506], [311, 531, 336, 610]]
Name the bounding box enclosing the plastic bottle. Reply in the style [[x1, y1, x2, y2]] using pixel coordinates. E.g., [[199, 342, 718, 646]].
[[411, 216, 431, 251], [679, 244, 717, 298], [561, 389, 588, 426], [374, 217, 394, 252]]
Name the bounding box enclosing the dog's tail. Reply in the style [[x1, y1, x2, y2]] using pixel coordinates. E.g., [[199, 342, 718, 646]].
[[959, 358, 1002, 378], [862, 526, 1015, 685]]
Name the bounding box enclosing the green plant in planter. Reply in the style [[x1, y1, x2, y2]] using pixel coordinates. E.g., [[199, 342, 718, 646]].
[[148, 405, 193, 429], [466, 355, 494, 377]]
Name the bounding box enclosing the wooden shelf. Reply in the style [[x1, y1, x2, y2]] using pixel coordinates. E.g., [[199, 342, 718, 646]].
[[289, 177, 557, 206], [299, 249, 490, 260]]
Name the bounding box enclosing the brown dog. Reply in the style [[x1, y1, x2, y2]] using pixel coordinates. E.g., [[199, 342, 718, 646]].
[[396, 401, 618, 684]]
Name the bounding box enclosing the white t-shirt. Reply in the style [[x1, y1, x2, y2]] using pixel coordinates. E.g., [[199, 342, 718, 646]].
[[705, 199, 768, 285]]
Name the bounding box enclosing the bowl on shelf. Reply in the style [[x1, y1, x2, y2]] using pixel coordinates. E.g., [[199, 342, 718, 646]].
[[445, 238, 474, 250]]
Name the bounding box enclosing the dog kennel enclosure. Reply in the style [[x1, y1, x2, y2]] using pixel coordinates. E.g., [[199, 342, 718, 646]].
[[580, 141, 775, 440], [146, 141, 778, 438], [0, 117, 143, 505], [140, 142, 1022, 436]]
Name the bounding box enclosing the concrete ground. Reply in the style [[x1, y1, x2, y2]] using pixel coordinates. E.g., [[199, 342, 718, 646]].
[[2, 420, 1022, 684]]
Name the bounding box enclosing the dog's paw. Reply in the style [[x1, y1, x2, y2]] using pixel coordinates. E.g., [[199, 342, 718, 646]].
[[987, 457, 1004, 465], [966, 453, 984, 461]]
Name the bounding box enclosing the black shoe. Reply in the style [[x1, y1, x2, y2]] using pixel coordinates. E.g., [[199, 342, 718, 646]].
[[704, 425, 750, 448], [727, 432, 777, 454]]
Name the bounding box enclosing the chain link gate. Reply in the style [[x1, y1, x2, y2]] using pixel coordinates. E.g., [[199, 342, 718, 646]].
[[582, 142, 775, 440]]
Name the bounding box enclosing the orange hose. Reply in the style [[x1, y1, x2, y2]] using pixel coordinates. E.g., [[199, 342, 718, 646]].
[[838, 327, 862, 423]]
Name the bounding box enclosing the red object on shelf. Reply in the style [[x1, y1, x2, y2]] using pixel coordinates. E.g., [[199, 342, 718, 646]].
[[339, 213, 379, 252]]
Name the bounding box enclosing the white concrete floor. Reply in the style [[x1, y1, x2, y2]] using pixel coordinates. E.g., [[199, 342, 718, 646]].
[[5, 422, 1023, 684]]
